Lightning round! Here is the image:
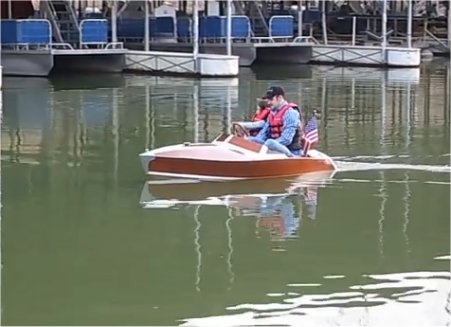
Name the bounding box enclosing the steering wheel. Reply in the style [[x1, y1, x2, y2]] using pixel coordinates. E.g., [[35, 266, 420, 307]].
[[232, 123, 250, 138]]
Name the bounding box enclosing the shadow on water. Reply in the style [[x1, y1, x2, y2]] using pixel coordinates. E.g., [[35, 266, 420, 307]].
[[245, 63, 314, 80], [3, 73, 126, 91], [49, 73, 126, 90]]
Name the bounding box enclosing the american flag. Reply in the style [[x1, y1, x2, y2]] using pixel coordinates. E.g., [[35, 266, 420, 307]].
[[302, 116, 319, 155]]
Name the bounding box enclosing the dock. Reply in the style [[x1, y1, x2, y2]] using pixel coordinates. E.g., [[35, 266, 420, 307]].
[[113, 0, 446, 68], [310, 43, 421, 67], [125, 51, 238, 77], [0, 0, 450, 77], [0, 1, 239, 77]]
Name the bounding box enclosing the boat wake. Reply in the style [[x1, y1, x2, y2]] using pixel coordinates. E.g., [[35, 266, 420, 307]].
[[335, 161, 451, 174], [333, 153, 451, 161]]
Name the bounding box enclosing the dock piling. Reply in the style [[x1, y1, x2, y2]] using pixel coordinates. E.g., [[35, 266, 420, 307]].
[[144, 0, 150, 52], [448, 0, 451, 51], [193, 0, 199, 70], [321, 0, 328, 45], [407, 0, 412, 48], [298, 0, 303, 38], [382, 0, 387, 60], [111, 0, 117, 43], [226, 0, 232, 56]]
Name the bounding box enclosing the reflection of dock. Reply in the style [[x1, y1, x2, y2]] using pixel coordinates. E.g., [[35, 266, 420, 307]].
[[137, 77, 238, 143]]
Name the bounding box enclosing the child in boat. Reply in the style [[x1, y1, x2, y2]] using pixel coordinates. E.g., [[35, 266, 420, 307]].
[[233, 99, 271, 136]]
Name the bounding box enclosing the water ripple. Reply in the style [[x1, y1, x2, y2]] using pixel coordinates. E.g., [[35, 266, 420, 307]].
[[180, 271, 451, 327], [336, 161, 451, 173]]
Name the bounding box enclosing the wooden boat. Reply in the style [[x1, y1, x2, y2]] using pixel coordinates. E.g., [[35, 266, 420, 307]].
[[139, 133, 337, 180]]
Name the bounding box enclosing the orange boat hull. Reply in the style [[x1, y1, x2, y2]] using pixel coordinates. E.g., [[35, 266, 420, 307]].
[[148, 156, 334, 179], [139, 134, 337, 180]]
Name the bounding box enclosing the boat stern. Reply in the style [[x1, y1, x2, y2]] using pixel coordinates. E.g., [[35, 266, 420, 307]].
[[307, 149, 338, 171]]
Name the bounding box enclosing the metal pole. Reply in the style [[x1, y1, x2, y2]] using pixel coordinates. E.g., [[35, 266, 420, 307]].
[[111, 0, 117, 43], [352, 16, 356, 46], [8, 0, 12, 19], [407, 0, 412, 48], [193, 0, 199, 71], [448, 0, 451, 51], [144, 0, 149, 51], [226, 0, 232, 56], [321, 0, 328, 45], [298, 0, 303, 38], [381, 0, 387, 57]]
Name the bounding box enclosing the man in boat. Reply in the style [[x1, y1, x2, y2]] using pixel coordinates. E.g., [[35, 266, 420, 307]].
[[248, 86, 303, 157]]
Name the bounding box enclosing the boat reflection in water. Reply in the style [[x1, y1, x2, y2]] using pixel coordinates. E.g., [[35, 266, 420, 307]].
[[139, 171, 335, 241]]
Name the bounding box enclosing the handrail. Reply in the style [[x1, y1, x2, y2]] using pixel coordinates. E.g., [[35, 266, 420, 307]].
[[105, 42, 124, 49], [51, 42, 74, 49], [424, 28, 449, 50], [293, 35, 320, 44], [41, 1, 64, 43]]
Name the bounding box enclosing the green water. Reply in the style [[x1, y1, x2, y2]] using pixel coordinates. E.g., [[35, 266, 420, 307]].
[[1, 59, 450, 326]]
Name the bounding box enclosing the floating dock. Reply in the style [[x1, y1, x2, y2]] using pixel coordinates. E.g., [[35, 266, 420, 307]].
[[125, 51, 238, 77], [1, 0, 449, 77], [0, 17, 238, 77], [310, 44, 421, 67], [0, 18, 127, 76], [116, 10, 425, 68]]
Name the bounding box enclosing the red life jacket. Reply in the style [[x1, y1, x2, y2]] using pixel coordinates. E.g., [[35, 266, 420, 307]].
[[267, 102, 302, 151], [252, 107, 271, 122], [268, 103, 299, 138], [249, 107, 271, 136]]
